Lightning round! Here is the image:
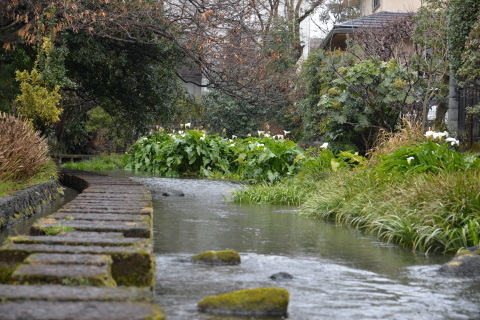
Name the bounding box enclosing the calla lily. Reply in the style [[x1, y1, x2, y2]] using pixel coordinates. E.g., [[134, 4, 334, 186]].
[[407, 156, 414, 165], [320, 142, 329, 149], [445, 137, 459, 146], [185, 123, 191, 129]]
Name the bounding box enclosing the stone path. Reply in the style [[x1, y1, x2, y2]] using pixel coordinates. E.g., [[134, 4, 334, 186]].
[[0, 169, 164, 319]]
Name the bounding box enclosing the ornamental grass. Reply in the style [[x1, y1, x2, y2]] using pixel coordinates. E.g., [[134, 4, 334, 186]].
[[0, 113, 50, 181]]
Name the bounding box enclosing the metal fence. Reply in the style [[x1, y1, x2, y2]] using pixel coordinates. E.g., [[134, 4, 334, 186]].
[[458, 86, 480, 146]]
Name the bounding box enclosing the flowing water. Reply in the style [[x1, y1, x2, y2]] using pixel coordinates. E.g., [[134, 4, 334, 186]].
[[2, 172, 479, 319], [128, 175, 480, 320]]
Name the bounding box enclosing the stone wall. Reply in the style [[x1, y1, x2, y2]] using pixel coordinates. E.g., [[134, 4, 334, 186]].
[[0, 182, 61, 229]]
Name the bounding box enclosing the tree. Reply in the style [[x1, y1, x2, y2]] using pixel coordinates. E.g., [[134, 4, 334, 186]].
[[447, 0, 480, 76], [0, 0, 324, 108]]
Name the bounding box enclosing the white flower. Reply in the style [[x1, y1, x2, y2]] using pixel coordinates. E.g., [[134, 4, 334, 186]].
[[229, 144, 235, 147], [283, 130, 290, 135], [232, 135, 237, 139], [178, 130, 184, 134], [247, 133, 251, 137], [445, 137, 459, 146], [406, 156, 414, 165], [425, 130, 435, 137], [185, 123, 191, 129], [257, 130, 265, 136], [257, 143, 264, 147], [200, 137, 205, 141], [276, 134, 284, 140], [320, 142, 329, 149], [264, 133, 270, 137]]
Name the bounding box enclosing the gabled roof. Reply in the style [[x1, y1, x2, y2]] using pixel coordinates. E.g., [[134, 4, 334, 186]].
[[320, 11, 413, 50]]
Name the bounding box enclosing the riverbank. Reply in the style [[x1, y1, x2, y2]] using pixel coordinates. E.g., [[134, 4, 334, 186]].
[[0, 169, 164, 319]]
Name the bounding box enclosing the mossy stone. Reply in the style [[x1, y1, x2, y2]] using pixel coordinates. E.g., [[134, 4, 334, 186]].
[[439, 245, 480, 276], [191, 250, 241, 265], [197, 287, 289, 316]]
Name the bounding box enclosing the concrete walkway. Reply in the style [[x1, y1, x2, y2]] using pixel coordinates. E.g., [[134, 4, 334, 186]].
[[0, 170, 164, 319]]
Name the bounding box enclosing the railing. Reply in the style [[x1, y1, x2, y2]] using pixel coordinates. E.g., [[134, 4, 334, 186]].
[[457, 85, 480, 147]]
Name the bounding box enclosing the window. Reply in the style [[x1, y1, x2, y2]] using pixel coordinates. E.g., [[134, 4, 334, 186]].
[[373, 0, 380, 12]]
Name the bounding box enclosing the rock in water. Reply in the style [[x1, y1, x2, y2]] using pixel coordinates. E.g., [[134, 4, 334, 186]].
[[191, 250, 241, 265], [270, 272, 294, 280], [439, 245, 480, 277], [197, 287, 289, 316]]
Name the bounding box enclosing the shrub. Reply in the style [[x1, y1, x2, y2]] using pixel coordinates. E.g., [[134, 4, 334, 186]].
[[124, 130, 305, 183], [0, 113, 50, 181]]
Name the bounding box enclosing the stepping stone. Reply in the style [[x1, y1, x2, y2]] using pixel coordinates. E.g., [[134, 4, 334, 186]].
[[12, 253, 116, 287], [31, 219, 151, 238], [50, 212, 150, 223], [0, 284, 152, 302], [57, 208, 153, 216], [0, 301, 165, 320], [0, 243, 154, 287], [8, 234, 148, 247]]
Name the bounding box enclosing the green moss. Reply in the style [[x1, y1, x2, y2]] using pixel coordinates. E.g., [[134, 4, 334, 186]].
[[197, 287, 289, 316], [39, 225, 75, 236], [111, 251, 155, 288], [191, 250, 241, 265], [0, 249, 30, 284]]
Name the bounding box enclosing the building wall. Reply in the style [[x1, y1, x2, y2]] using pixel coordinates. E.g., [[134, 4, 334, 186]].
[[361, 0, 422, 16]]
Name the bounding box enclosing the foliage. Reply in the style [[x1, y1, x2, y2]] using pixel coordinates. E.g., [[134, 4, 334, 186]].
[[0, 113, 51, 181], [368, 119, 427, 161], [0, 48, 33, 113], [447, 0, 480, 76], [0, 160, 58, 197], [300, 53, 415, 153], [301, 166, 480, 253], [457, 10, 480, 86], [202, 90, 269, 138], [15, 67, 62, 127], [14, 36, 72, 129], [64, 34, 185, 134], [124, 130, 305, 183], [62, 154, 125, 171], [232, 146, 366, 205], [411, 0, 450, 127], [374, 139, 478, 175], [296, 49, 355, 144], [315, 0, 361, 35]]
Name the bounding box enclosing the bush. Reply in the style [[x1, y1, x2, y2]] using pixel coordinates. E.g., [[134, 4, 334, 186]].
[[202, 89, 270, 138], [0, 113, 50, 181], [124, 130, 305, 183]]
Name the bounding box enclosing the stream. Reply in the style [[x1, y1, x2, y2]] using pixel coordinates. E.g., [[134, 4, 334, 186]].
[[1, 172, 479, 319], [129, 174, 480, 320]]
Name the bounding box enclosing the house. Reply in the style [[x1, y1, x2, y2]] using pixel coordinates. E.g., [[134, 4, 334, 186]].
[[320, 0, 421, 51]]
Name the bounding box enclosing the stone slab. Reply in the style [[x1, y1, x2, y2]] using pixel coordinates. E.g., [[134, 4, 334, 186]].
[[50, 212, 150, 222], [24, 253, 112, 266], [53, 231, 125, 239], [0, 243, 154, 287], [57, 208, 153, 216], [12, 263, 116, 287], [31, 219, 151, 238], [9, 235, 147, 247], [0, 284, 152, 302], [0, 301, 165, 320]]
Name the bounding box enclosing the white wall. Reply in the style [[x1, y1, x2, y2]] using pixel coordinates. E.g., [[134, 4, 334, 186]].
[[362, 0, 422, 15]]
